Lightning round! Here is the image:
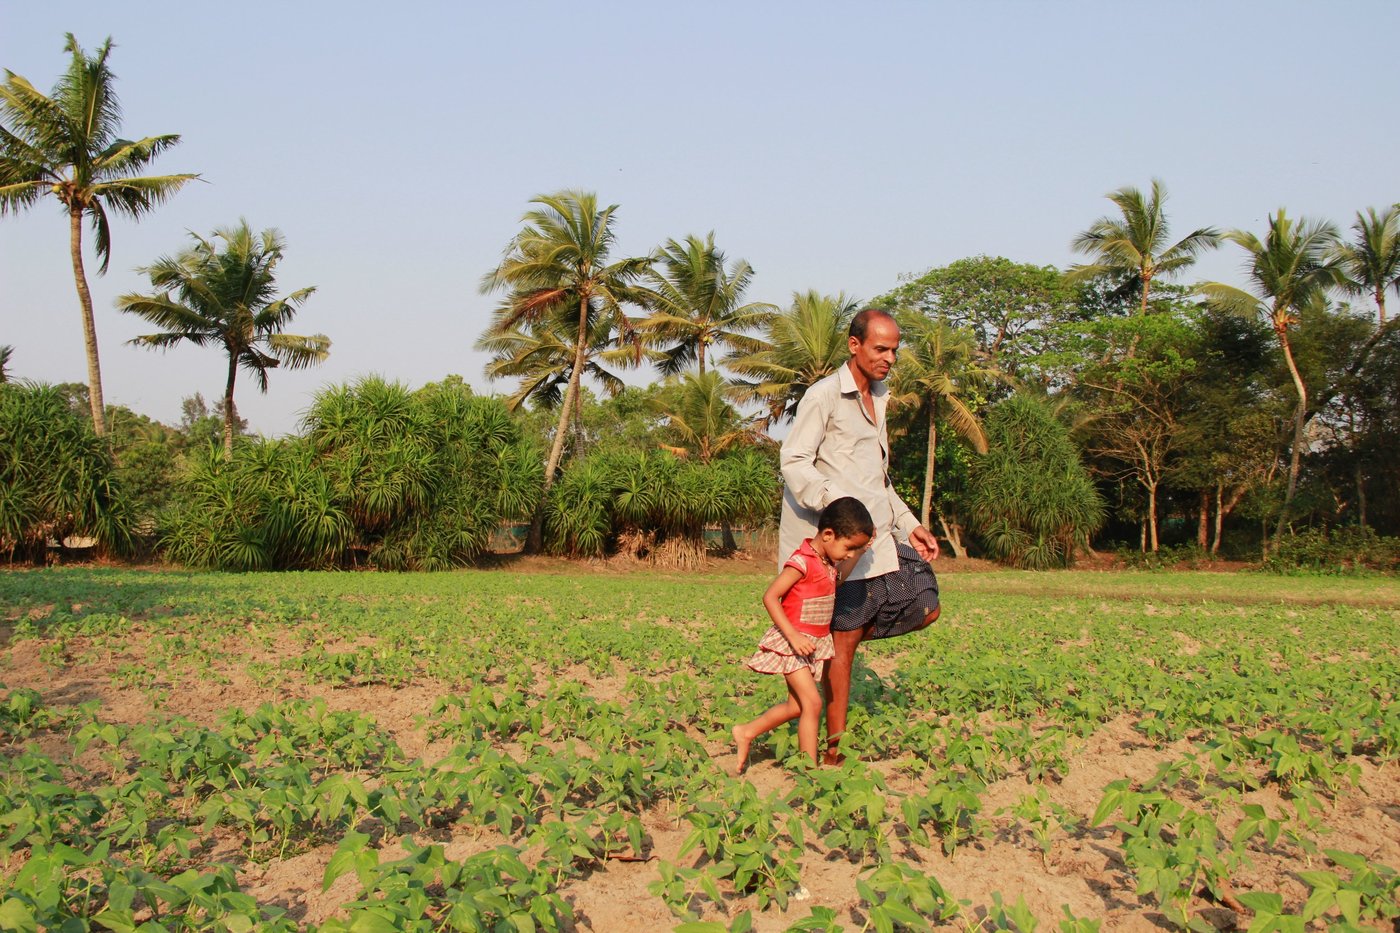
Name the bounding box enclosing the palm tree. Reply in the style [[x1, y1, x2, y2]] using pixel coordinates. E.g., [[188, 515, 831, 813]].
[[1198, 210, 1342, 541], [475, 309, 642, 416], [0, 34, 197, 434], [726, 290, 860, 425], [642, 233, 775, 376], [480, 191, 653, 497], [888, 315, 1001, 553], [1334, 205, 1400, 328], [117, 222, 329, 458], [651, 370, 757, 464], [0, 345, 12, 383], [1069, 179, 1219, 317]]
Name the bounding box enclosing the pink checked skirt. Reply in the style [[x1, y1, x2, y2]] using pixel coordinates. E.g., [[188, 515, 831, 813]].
[[744, 625, 835, 680]]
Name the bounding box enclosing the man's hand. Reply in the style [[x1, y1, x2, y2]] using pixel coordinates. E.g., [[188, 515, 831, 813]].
[[909, 525, 940, 561]]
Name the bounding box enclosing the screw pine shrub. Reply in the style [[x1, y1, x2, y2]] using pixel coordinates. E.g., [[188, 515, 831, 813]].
[[160, 439, 345, 570], [162, 377, 542, 570], [544, 449, 778, 564], [968, 394, 1105, 569], [0, 382, 132, 562]]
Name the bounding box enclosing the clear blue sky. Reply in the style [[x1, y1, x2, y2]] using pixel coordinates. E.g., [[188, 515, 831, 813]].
[[4, 1, 1396, 435]]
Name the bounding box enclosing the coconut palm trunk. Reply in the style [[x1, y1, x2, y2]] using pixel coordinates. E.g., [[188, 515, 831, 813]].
[[1276, 325, 1308, 542], [528, 296, 589, 553], [921, 402, 938, 529], [223, 354, 240, 460], [1125, 274, 1152, 360], [69, 206, 107, 434]]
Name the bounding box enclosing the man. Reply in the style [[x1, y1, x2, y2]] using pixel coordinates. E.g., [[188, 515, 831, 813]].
[[779, 308, 941, 765]]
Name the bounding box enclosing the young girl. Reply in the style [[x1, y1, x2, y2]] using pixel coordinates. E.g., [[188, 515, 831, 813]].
[[733, 497, 874, 774]]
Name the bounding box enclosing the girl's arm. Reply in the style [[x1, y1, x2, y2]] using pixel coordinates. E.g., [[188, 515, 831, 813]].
[[762, 566, 817, 656]]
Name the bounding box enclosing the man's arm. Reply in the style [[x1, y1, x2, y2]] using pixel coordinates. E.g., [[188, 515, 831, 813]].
[[890, 496, 940, 561], [908, 524, 940, 561], [780, 384, 844, 512]]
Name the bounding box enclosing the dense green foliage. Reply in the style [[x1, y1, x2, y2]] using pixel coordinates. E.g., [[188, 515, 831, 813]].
[[1, 568, 1396, 929], [161, 378, 541, 570], [0, 383, 131, 560], [1260, 526, 1400, 574], [967, 394, 1105, 569], [877, 256, 1077, 380], [544, 449, 778, 563]]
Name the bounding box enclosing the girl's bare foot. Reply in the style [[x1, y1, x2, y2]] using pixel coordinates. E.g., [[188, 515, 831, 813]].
[[732, 725, 752, 775]]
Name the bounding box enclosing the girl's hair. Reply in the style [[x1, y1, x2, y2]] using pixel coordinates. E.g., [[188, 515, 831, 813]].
[[818, 497, 875, 538]]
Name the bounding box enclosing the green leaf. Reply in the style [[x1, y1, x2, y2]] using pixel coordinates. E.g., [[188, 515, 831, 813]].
[[880, 900, 928, 929], [1298, 870, 1339, 893], [323, 831, 373, 892], [1237, 892, 1283, 913], [1324, 850, 1369, 872], [0, 900, 37, 933], [225, 914, 255, 933], [869, 904, 896, 933], [347, 908, 402, 933], [1334, 888, 1361, 925], [1301, 889, 1333, 922]]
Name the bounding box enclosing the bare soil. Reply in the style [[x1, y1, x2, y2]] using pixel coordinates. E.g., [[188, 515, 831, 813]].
[[2, 560, 1396, 931]]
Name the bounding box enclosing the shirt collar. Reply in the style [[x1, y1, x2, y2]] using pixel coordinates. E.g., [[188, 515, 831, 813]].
[[838, 360, 886, 398]]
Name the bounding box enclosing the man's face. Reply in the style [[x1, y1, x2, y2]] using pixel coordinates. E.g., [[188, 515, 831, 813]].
[[848, 316, 901, 383]]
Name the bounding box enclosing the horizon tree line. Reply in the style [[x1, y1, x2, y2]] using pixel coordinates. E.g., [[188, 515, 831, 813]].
[[4, 34, 1398, 564]]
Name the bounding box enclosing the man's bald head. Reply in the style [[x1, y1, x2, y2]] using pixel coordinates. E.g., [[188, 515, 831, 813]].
[[849, 308, 898, 342]]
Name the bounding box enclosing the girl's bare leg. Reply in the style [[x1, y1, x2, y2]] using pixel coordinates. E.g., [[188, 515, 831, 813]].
[[733, 689, 801, 775], [785, 668, 824, 765]]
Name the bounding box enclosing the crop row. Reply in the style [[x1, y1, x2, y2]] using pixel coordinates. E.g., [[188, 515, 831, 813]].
[[2, 568, 1397, 929], [3, 668, 1396, 931]]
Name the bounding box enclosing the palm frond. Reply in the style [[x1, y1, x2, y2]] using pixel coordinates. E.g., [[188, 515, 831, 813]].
[[1194, 282, 1263, 319]]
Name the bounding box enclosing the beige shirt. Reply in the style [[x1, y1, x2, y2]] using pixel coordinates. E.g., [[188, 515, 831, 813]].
[[779, 363, 921, 581]]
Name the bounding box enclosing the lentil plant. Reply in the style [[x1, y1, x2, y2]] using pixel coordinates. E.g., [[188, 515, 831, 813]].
[[1, 566, 1396, 930]]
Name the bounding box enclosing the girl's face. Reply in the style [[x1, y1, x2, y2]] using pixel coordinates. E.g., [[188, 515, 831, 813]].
[[817, 529, 871, 563]]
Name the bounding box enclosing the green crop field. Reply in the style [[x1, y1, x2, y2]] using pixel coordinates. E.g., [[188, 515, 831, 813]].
[[1, 565, 1397, 932]]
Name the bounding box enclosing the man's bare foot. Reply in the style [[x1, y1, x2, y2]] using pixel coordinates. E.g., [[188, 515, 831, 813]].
[[822, 749, 845, 766], [732, 725, 752, 775]]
